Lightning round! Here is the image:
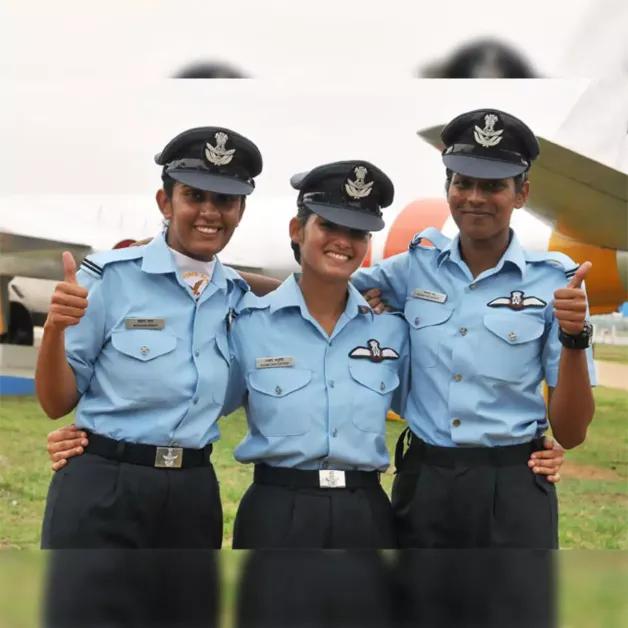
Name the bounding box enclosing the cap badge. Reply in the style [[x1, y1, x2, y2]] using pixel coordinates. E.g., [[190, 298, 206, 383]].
[[204, 131, 236, 166], [473, 114, 504, 148], [345, 166, 374, 199]]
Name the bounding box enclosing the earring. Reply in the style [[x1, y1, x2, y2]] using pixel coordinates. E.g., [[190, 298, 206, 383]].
[[162, 218, 170, 231]]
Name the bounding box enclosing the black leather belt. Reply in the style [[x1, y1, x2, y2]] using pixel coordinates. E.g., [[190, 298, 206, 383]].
[[395, 428, 544, 471], [254, 464, 381, 489], [85, 432, 213, 469]]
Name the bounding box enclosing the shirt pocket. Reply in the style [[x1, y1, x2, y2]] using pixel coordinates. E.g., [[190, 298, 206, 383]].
[[246, 367, 313, 436], [108, 329, 179, 401], [349, 362, 400, 433], [478, 313, 545, 382], [404, 299, 454, 368]]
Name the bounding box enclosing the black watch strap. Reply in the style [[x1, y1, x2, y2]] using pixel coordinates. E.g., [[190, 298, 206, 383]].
[[559, 321, 593, 350]]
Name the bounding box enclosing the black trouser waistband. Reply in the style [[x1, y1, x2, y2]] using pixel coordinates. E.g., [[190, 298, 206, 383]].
[[395, 428, 544, 471], [253, 464, 381, 489], [85, 432, 213, 469]]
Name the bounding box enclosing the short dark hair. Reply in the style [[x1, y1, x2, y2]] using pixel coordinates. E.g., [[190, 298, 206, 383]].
[[290, 204, 315, 264], [444, 168, 528, 193], [161, 173, 246, 208]]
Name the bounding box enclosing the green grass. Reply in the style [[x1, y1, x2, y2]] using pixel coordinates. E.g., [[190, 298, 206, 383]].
[[593, 343, 628, 365], [0, 390, 625, 550]]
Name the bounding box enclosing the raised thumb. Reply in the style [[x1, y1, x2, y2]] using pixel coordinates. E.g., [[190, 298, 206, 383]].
[[62, 251, 77, 284], [567, 261, 592, 289]]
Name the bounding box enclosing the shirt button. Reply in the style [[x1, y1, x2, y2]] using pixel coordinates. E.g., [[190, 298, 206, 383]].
[[508, 332, 518, 342], [453, 374, 463, 382], [452, 418, 461, 427], [469, 283, 477, 290], [275, 386, 282, 395], [140, 345, 150, 355], [193, 397, 199, 405], [332, 429, 338, 438], [329, 380, 335, 388], [194, 350, 200, 358], [380, 381, 386, 391], [459, 327, 468, 336], [414, 317, 420, 326]]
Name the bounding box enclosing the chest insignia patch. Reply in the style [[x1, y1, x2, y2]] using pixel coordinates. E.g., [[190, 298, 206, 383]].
[[349, 339, 399, 362], [487, 290, 546, 311]]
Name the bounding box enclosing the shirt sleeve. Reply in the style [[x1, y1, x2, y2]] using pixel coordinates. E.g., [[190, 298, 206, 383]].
[[351, 252, 411, 312], [542, 281, 597, 388], [64, 268, 107, 395], [390, 320, 411, 416], [221, 319, 247, 416]]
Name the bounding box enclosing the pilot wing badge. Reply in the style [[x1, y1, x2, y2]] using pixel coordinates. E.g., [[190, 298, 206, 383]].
[[349, 339, 399, 362], [487, 290, 547, 311]]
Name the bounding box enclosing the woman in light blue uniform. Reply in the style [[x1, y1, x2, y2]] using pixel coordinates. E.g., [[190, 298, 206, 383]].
[[227, 160, 409, 549], [353, 109, 596, 550], [37, 126, 262, 549]]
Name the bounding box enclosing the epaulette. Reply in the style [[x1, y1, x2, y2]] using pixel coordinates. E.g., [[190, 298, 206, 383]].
[[222, 265, 251, 294], [409, 227, 450, 252], [524, 250, 579, 279], [78, 247, 144, 279], [234, 290, 268, 315]]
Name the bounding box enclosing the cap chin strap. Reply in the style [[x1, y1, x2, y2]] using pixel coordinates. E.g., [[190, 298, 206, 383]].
[[165, 158, 254, 187], [443, 143, 529, 168]]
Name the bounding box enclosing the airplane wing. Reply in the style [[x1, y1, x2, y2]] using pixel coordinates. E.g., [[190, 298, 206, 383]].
[[0, 232, 92, 280], [417, 125, 628, 251]]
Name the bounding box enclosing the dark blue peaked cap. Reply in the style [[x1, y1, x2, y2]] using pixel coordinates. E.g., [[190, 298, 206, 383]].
[[441, 109, 539, 179], [155, 126, 262, 195], [290, 160, 394, 232]]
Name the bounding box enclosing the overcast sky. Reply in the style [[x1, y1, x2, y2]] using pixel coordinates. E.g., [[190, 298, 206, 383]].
[[2, 0, 625, 79]]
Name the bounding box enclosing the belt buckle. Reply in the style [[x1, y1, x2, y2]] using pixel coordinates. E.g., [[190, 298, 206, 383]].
[[155, 446, 183, 469], [318, 469, 346, 488]]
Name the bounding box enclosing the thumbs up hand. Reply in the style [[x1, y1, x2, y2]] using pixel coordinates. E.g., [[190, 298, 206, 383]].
[[552, 261, 592, 335], [62, 251, 77, 284], [44, 252, 89, 332]]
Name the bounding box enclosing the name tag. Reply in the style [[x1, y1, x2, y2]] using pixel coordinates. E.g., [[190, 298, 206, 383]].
[[256, 356, 295, 369], [125, 318, 165, 330], [413, 289, 447, 304]]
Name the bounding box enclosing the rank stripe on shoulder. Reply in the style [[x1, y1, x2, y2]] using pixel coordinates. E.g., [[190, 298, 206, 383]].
[[565, 266, 579, 278], [80, 259, 103, 276]]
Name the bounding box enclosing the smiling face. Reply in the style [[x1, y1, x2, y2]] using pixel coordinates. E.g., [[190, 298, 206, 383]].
[[157, 183, 244, 260], [447, 172, 528, 243], [290, 214, 371, 282]]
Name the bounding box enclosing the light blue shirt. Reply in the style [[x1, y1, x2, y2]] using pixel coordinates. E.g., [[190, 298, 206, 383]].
[[352, 227, 597, 447], [227, 275, 410, 471], [66, 232, 248, 448]]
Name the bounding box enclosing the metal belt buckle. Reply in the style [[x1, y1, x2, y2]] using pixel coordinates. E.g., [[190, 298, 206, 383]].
[[318, 469, 346, 488], [155, 446, 183, 469]]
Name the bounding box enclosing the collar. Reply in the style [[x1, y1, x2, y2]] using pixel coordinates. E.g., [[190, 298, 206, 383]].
[[141, 231, 230, 290], [437, 228, 527, 278], [268, 274, 373, 319]]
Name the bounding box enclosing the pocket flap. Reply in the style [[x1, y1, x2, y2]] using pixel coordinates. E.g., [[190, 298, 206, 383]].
[[248, 367, 312, 397], [404, 299, 453, 329], [111, 330, 177, 361], [349, 362, 399, 394], [483, 314, 545, 345]]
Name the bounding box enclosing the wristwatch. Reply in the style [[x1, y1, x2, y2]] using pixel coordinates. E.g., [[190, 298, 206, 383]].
[[559, 321, 593, 350]]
